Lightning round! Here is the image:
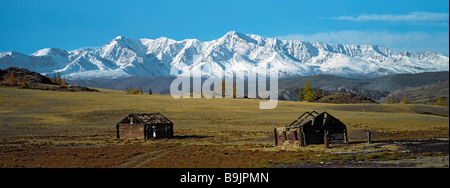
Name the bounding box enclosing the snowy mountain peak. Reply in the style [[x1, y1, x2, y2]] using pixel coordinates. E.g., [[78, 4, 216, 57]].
[[114, 36, 125, 40], [222, 31, 240, 38], [32, 48, 69, 57], [109, 36, 138, 46], [0, 31, 448, 80], [220, 31, 260, 44], [0, 51, 14, 58]]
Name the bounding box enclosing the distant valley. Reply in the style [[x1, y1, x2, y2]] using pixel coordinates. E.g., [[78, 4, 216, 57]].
[[68, 71, 449, 103]]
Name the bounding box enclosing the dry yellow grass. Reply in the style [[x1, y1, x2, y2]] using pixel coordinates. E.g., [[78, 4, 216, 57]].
[[0, 87, 448, 168]]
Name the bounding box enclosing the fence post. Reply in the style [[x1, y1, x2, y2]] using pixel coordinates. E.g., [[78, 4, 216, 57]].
[[367, 131, 371, 144], [324, 130, 329, 148], [274, 128, 278, 146]]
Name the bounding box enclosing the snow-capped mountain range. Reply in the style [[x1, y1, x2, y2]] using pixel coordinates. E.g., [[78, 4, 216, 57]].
[[0, 31, 448, 79]]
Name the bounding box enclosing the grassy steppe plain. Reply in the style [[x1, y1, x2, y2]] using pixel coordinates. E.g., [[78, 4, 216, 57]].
[[0, 87, 448, 168]]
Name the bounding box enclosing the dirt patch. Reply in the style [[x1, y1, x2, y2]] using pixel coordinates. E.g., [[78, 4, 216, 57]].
[[275, 155, 449, 168], [274, 161, 415, 168], [275, 139, 449, 168], [399, 139, 449, 155]]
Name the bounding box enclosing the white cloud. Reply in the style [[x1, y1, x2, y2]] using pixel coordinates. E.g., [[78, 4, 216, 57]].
[[277, 30, 449, 55], [333, 12, 449, 22]]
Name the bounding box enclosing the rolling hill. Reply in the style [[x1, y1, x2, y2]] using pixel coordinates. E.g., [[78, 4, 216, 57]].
[[278, 71, 449, 92], [383, 80, 449, 104]]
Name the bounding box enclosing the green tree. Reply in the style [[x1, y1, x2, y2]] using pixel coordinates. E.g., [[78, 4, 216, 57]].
[[57, 72, 61, 84], [219, 79, 236, 98], [52, 73, 57, 83], [298, 80, 320, 101], [139, 86, 143, 95], [148, 88, 153, 95], [298, 88, 304, 101], [20, 77, 27, 87], [401, 96, 410, 104], [61, 76, 67, 86], [7, 73, 16, 86], [385, 96, 393, 104], [436, 97, 442, 106], [221, 79, 226, 97], [444, 100, 449, 107]]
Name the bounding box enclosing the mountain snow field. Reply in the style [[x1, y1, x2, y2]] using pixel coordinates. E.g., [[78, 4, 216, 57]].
[[0, 31, 448, 80]]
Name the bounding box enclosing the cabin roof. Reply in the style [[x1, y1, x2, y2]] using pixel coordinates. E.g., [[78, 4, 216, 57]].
[[118, 113, 172, 124], [285, 111, 345, 130]]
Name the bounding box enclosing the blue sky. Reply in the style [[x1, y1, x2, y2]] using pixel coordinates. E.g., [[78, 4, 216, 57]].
[[1, 0, 449, 55]]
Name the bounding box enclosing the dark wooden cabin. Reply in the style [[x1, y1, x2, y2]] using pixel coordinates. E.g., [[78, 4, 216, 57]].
[[275, 111, 347, 147], [116, 113, 173, 140]]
